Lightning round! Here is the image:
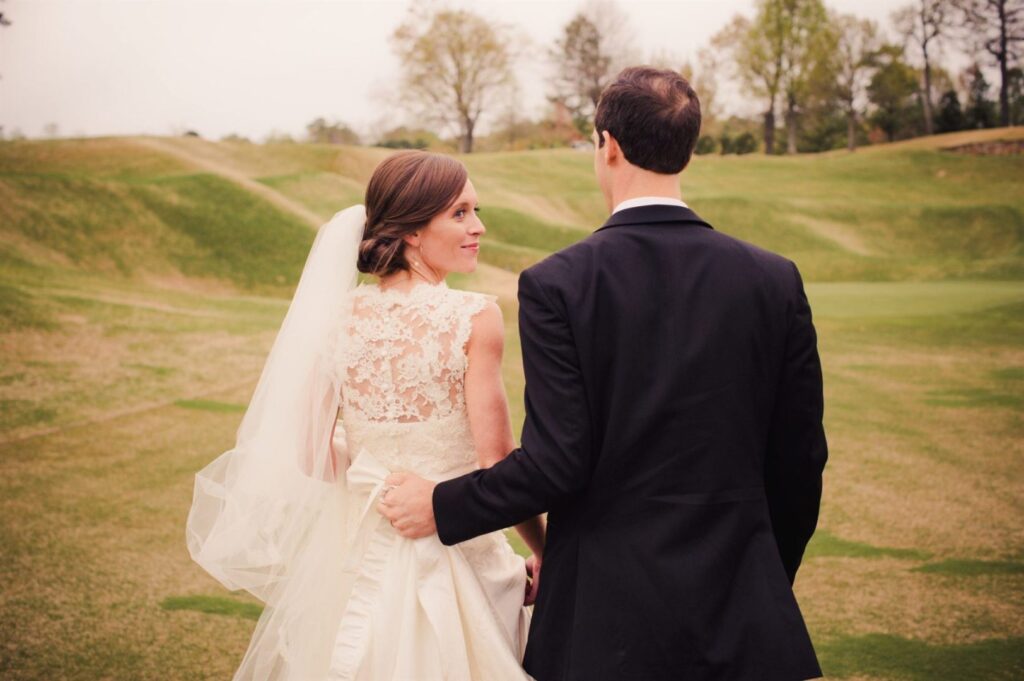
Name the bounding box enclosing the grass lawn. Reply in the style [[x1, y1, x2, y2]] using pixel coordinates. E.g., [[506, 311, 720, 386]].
[[0, 133, 1021, 679]]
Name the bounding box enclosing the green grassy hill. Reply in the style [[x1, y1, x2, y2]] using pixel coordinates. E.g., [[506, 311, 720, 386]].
[[3, 129, 1022, 302], [1, 131, 1022, 680]]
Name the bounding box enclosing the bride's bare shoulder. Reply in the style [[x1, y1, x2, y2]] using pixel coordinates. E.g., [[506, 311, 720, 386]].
[[466, 295, 503, 356]]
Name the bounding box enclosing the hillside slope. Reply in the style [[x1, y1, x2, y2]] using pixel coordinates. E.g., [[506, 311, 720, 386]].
[[2, 130, 1020, 304]]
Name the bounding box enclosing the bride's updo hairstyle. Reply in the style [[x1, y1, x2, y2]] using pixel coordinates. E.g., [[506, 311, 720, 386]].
[[359, 150, 469, 277]]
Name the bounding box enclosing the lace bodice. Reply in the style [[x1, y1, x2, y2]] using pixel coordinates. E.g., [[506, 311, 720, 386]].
[[329, 281, 496, 477]]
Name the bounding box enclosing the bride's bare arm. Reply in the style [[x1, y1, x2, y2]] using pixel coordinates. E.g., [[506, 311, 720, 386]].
[[465, 300, 546, 558]]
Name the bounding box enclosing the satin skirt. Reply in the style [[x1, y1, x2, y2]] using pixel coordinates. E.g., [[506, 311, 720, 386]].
[[326, 450, 533, 681]]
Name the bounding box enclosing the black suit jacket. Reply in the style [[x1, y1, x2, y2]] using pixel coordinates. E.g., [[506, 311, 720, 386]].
[[433, 205, 827, 681]]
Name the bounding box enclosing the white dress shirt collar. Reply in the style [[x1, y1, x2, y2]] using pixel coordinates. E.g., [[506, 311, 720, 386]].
[[612, 196, 689, 214]]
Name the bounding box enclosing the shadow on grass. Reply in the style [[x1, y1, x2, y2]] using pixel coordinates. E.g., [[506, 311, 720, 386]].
[[174, 399, 246, 413], [805, 531, 932, 561], [819, 633, 1024, 680], [912, 559, 1024, 576], [160, 594, 262, 621]]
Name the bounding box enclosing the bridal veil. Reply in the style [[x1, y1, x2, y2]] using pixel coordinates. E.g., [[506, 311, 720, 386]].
[[185, 205, 365, 678]]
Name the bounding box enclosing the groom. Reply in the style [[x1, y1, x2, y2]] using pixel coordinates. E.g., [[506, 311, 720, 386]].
[[381, 66, 827, 681]]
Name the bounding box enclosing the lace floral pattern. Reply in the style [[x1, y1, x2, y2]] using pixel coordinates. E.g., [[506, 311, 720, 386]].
[[327, 281, 496, 477], [333, 281, 493, 422]]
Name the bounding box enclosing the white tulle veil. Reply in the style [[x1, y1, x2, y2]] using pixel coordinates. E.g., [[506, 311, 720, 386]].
[[186, 205, 366, 679]]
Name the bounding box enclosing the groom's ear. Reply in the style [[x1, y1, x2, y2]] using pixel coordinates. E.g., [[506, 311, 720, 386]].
[[601, 130, 621, 165]]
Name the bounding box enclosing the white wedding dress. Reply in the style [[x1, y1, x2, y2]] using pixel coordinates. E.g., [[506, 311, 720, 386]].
[[322, 280, 532, 680], [187, 206, 531, 680]]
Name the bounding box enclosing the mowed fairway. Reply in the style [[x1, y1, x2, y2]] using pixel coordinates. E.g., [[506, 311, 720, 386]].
[[1, 132, 1022, 679]]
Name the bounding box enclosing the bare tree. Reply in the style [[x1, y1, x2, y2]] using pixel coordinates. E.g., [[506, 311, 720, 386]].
[[954, 0, 1023, 127], [549, 0, 637, 133], [392, 6, 515, 153], [581, 0, 640, 74], [893, 0, 949, 135], [833, 14, 882, 150], [549, 13, 609, 132], [679, 48, 721, 128], [498, 79, 525, 148]]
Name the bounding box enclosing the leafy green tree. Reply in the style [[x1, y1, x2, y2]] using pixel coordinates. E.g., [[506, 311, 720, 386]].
[[799, 107, 852, 151], [778, 0, 831, 154], [935, 89, 967, 131], [392, 7, 514, 153], [867, 45, 920, 141], [733, 132, 759, 154], [716, 0, 834, 154], [787, 8, 884, 153], [1008, 66, 1024, 123], [719, 131, 735, 154], [695, 135, 718, 155], [712, 7, 785, 154]]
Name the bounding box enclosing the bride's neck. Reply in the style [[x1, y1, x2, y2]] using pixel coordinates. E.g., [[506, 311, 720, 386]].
[[378, 268, 445, 292]]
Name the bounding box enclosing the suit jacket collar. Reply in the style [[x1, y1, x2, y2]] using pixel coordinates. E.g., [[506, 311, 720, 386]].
[[596, 204, 713, 233]]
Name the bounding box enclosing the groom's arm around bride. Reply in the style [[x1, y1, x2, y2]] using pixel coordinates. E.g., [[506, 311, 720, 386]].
[[435, 265, 596, 542]]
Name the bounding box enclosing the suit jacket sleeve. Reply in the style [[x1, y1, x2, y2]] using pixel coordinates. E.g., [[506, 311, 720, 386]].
[[765, 261, 828, 584], [432, 266, 593, 546]]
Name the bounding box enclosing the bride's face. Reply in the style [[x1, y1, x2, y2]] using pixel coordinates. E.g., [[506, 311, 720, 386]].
[[406, 179, 485, 278]]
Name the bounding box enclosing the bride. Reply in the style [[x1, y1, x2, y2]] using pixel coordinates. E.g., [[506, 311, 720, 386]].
[[185, 150, 545, 680]]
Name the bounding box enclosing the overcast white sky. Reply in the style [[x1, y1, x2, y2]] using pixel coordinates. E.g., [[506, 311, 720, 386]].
[[0, 0, 970, 140]]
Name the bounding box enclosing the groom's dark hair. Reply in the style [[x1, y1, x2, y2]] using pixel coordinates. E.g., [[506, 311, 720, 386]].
[[594, 66, 701, 174]]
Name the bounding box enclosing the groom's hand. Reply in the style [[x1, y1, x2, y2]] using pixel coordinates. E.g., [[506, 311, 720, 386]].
[[377, 471, 437, 539], [525, 554, 542, 606]]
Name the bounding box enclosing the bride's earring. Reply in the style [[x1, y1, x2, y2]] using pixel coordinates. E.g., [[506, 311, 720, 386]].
[[407, 236, 441, 285], [407, 244, 430, 282]]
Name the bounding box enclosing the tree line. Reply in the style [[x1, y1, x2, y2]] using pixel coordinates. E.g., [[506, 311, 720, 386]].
[[709, 0, 1021, 154], [348, 0, 1022, 155], [5, 0, 1014, 151]]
